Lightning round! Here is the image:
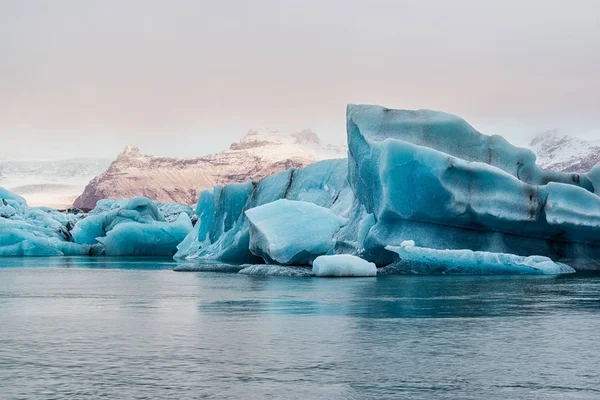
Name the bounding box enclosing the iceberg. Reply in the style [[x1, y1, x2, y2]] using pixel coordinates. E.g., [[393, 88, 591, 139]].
[[71, 196, 192, 256], [96, 212, 192, 256], [245, 199, 348, 265], [175, 159, 349, 263], [174, 104, 600, 272], [380, 241, 575, 275], [1, 187, 93, 256], [1, 187, 192, 257], [312, 254, 377, 277], [346, 105, 600, 270]]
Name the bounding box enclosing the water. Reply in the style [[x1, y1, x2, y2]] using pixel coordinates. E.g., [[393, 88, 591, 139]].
[[1, 257, 600, 399]]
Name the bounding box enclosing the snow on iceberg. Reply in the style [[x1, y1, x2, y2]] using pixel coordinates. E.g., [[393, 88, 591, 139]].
[[245, 199, 348, 265], [380, 242, 575, 275], [312, 254, 377, 277]]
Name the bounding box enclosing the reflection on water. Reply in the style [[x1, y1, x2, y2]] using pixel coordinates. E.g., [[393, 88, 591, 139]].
[[1, 258, 600, 399]]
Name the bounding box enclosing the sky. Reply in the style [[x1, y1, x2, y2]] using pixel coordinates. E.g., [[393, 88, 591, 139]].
[[1, 0, 599, 159]]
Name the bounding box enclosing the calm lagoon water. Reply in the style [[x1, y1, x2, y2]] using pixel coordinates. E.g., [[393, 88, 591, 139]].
[[1, 257, 600, 399]]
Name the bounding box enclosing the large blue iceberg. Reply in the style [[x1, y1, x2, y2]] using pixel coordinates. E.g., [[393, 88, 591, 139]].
[[347, 105, 600, 270], [176, 104, 600, 272]]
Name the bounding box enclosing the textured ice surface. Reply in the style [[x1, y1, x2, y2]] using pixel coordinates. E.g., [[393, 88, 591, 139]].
[[1, 187, 92, 256], [1, 187, 192, 257], [97, 212, 191, 256], [72, 197, 191, 256], [245, 199, 348, 265], [175, 105, 600, 270], [346, 104, 600, 270], [381, 243, 575, 275], [175, 159, 349, 263], [157, 202, 194, 223], [238, 265, 314, 277], [313, 255, 377, 277]]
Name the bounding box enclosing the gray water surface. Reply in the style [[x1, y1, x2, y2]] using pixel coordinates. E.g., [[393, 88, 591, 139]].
[[1, 257, 600, 399]]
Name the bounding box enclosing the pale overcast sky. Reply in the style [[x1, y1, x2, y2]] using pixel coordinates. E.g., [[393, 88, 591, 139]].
[[1, 0, 599, 159]]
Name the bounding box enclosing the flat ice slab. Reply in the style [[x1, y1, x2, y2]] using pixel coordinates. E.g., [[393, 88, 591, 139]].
[[312, 254, 377, 277], [382, 243, 575, 275]]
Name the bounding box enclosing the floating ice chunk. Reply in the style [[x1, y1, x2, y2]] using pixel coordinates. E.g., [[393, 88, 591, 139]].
[[0, 220, 64, 256], [97, 213, 192, 256], [245, 199, 348, 265], [238, 265, 314, 277], [382, 245, 575, 275], [71, 196, 166, 245], [312, 254, 377, 277], [174, 159, 350, 263]]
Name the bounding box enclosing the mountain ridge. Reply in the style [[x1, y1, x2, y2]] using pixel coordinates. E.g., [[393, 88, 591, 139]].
[[529, 130, 600, 173], [72, 129, 346, 209]]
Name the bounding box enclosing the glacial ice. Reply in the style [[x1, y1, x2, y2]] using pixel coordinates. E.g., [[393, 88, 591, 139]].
[[346, 104, 600, 270], [174, 104, 600, 272], [312, 254, 377, 277], [1, 187, 192, 257], [381, 242, 575, 275], [6, 103, 600, 273], [245, 199, 348, 265], [1, 187, 93, 256], [174, 159, 349, 263], [96, 212, 192, 256], [71, 196, 192, 256]]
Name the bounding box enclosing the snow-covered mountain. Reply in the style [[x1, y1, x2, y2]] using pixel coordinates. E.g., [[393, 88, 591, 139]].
[[0, 158, 111, 209], [529, 130, 600, 173], [72, 129, 346, 209]]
